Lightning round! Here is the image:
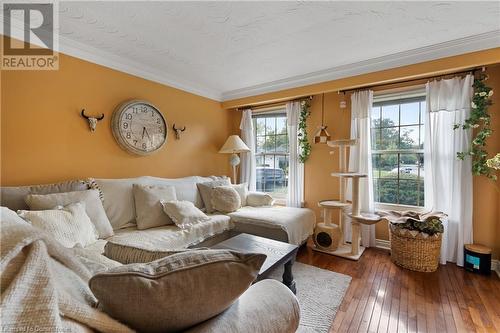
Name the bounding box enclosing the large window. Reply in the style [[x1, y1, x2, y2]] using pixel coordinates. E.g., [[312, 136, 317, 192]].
[[253, 111, 288, 200], [371, 95, 425, 207]]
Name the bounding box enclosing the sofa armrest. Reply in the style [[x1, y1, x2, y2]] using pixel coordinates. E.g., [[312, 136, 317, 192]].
[[246, 192, 274, 207], [184, 279, 300, 333]]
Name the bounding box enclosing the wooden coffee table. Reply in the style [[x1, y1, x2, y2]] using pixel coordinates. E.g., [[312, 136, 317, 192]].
[[212, 233, 299, 293]]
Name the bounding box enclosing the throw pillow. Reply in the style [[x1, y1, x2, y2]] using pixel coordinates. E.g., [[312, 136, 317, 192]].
[[25, 189, 114, 238], [133, 184, 177, 230], [246, 192, 275, 206], [211, 186, 241, 213], [89, 249, 266, 333], [197, 179, 231, 213], [161, 200, 210, 229], [231, 183, 248, 206], [18, 202, 98, 248]]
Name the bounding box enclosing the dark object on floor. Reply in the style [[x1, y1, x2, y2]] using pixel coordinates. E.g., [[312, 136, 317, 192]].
[[464, 243, 491, 274]]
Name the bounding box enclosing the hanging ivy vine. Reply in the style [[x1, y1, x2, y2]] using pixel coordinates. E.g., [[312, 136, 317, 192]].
[[454, 73, 496, 180], [298, 100, 312, 163]]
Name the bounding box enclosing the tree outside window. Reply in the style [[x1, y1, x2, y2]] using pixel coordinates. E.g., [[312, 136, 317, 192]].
[[371, 97, 425, 207]]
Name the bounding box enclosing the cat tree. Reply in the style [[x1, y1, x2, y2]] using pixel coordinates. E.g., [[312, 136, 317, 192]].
[[313, 139, 385, 260]]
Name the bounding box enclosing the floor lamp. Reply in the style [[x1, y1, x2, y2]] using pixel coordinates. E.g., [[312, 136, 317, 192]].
[[219, 135, 250, 184]]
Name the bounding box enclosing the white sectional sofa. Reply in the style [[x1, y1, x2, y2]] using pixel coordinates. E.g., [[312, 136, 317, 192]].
[[1, 175, 316, 259], [89, 175, 315, 262], [1, 175, 315, 333]]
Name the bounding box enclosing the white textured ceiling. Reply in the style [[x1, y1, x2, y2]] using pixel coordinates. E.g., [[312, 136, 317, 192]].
[[53, 1, 500, 100]]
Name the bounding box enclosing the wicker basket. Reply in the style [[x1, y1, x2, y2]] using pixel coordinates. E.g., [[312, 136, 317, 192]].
[[389, 225, 442, 272]]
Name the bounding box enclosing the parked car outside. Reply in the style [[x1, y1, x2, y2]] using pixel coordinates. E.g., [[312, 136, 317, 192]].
[[389, 165, 424, 177], [256, 167, 286, 189]]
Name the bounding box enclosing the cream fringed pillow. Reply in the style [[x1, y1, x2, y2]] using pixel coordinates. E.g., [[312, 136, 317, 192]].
[[18, 202, 98, 248], [211, 186, 241, 213], [161, 200, 210, 229]]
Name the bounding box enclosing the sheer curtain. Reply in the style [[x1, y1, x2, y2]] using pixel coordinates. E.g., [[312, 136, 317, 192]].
[[344, 90, 376, 247], [425, 74, 473, 266], [239, 109, 256, 190], [286, 101, 304, 207]]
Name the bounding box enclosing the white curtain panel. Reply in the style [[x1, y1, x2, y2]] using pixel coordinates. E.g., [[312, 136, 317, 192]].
[[344, 90, 376, 247], [425, 74, 473, 266], [286, 101, 304, 207], [239, 109, 256, 190]]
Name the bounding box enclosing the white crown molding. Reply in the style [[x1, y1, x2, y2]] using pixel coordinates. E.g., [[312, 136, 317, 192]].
[[1, 14, 222, 101], [57, 35, 222, 101], [3, 11, 499, 103], [221, 30, 500, 101]]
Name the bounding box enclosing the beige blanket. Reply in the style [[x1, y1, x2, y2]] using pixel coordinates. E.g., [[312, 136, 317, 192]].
[[0, 207, 134, 333]]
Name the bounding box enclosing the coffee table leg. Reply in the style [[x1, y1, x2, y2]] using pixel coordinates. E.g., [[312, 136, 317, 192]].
[[283, 259, 296, 294]]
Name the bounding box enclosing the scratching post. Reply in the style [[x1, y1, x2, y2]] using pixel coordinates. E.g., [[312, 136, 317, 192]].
[[312, 139, 386, 260]]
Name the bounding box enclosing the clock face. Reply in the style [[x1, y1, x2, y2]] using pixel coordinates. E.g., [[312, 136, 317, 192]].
[[111, 100, 167, 155]]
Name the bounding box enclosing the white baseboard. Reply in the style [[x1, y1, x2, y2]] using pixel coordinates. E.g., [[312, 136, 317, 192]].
[[375, 239, 391, 251], [492, 259, 500, 278]]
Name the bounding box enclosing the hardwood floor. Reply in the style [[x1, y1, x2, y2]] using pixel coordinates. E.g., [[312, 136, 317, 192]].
[[296, 244, 500, 333]]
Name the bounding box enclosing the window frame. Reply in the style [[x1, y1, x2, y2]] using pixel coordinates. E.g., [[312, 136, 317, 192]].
[[371, 91, 426, 209], [252, 109, 289, 203]]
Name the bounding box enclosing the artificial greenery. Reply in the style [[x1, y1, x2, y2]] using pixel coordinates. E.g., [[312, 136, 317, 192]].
[[486, 153, 500, 170], [393, 217, 444, 236], [298, 100, 312, 163], [454, 73, 496, 180]]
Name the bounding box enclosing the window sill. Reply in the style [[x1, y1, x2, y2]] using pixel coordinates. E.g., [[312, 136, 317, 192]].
[[375, 202, 426, 212]]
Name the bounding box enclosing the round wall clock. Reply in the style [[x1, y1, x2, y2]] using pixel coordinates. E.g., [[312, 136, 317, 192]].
[[111, 100, 167, 155]]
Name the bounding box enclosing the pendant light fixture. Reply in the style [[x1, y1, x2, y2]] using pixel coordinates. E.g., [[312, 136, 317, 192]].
[[339, 91, 347, 109], [314, 93, 331, 144]]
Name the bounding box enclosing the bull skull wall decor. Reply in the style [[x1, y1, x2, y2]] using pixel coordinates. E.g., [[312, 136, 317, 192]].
[[173, 124, 186, 140], [81, 109, 104, 132]]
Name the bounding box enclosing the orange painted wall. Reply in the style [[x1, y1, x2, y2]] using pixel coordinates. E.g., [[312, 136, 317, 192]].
[[1, 50, 231, 185], [473, 65, 500, 259], [227, 51, 500, 259]]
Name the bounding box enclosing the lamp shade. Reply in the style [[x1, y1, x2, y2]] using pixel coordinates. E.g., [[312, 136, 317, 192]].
[[219, 135, 250, 153]]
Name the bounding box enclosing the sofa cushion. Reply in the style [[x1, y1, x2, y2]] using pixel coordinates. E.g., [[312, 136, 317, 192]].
[[184, 279, 300, 333], [133, 184, 177, 230], [25, 189, 114, 239], [211, 186, 241, 213], [197, 179, 231, 213], [93, 176, 206, 230], [18, 202, 98, 248], [0, 180, 88, 211], [89, 249, 266, 333], [104, 214, 232, 264], [228, 206, 316, 245]]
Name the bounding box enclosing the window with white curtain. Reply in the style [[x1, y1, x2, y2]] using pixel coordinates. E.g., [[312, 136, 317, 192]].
[[252, 110, 289, 200], [371, 91, 426, 207]]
